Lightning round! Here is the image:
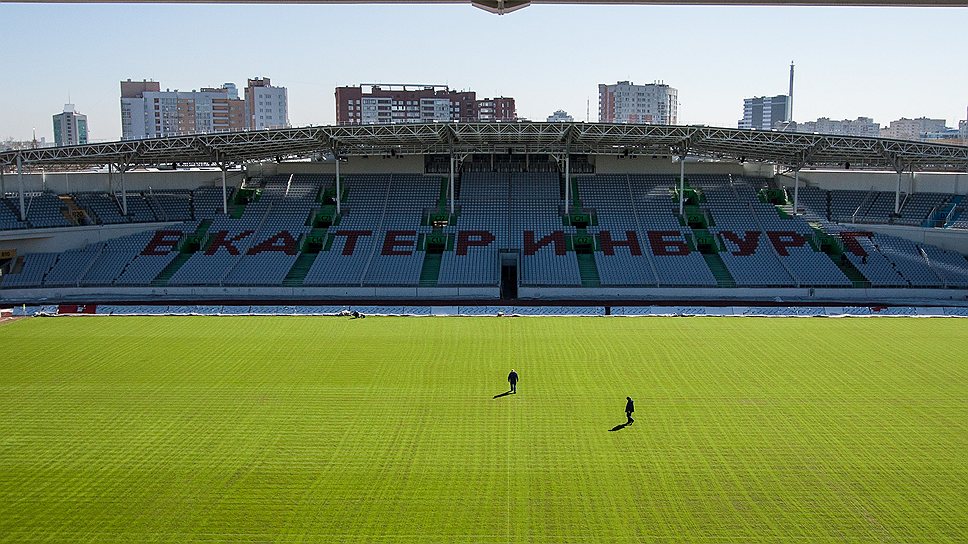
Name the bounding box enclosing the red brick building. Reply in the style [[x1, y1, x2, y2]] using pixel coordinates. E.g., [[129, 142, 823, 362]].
[[335, 84, 515, 125]]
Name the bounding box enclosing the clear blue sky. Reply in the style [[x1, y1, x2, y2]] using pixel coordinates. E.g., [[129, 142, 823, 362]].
[[1, 3, 966, 142]]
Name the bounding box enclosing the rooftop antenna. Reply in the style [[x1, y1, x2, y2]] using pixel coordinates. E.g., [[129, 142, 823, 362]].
[[788, 61, 795, 123], [586, 98, 590, 122]]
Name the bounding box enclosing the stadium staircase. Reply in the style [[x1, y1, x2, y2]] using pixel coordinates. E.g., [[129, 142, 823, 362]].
[[576, 253, 601, 288], [419, 252, 443, 287], [834, 257, 869, 288], [702, 254, 736, 288], [283, 254, 317, 286], [940, 195, 964, 228], [813, 229, 870, 288], [692, 228, 735, 287], [150, 220, 211, 286], [59, 195, 88, 225], [151, 253, 192, 286]]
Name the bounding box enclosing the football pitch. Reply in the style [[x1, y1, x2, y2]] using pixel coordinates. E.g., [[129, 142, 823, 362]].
[[1, 316, 966, 542]]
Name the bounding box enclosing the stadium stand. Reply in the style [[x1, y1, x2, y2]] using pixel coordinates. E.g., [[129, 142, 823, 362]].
[[3, 170, 968, 295]]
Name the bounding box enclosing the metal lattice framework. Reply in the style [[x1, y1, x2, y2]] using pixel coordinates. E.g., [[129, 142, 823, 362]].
[[2, 123, 967, 173]]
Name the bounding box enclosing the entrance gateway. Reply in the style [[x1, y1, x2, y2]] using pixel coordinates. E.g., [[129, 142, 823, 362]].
[[500, 251, 518, 300]]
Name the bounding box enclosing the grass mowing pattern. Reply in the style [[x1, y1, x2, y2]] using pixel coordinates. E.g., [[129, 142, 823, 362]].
[[1, 316, 966, 542]]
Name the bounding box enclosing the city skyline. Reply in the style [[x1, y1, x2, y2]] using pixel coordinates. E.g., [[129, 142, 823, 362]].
[[1, 3, 966, 142]]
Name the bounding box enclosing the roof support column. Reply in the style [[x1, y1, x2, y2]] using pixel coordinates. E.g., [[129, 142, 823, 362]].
[[448, 152, 455, 215], [1, 166, 6, 199], [213, 154, 230, 216], [221, 165, 229, 215], [564, 153, 571, 215], [120, 166, 128, 216], [108, 163, 113, 194], [17, 153, 26, 221], [793, 168, 800, 216], [335, 155, 342, 216], [678, 154, 686, 216], [895, 166, 903, 215]]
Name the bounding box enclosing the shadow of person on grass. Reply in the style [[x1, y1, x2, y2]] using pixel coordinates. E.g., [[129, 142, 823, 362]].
[[609, 423, 629, 432], [493, 391, 513, 399]]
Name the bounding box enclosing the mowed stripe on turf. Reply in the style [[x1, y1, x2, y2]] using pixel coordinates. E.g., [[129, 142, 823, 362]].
[[0, 316, 966, 542]]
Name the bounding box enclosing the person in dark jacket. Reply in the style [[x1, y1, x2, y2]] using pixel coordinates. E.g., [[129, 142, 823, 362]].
[[508, 369, 519, 394], [625, 396, 634, 425]]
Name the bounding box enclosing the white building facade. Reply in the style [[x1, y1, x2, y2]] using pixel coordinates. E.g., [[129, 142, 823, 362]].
[[598, 81, 677, 125], [880, 117, 948, 140], [121, 78, 278, 140], [795, 117, 880, 137], [245, 78, 289, 131]]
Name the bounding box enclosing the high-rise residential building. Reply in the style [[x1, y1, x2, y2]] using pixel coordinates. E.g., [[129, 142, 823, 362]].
[[880, 117, 948, 140], [738, 95, 790, 130], [121, 79, 249, 140], [795, 117, 880, 137], [334, 84, 515, 125], [598, 81, 677, 125], [957, 108, 967, 141], [244, 78, 290, 131], [52, 104, 88, 146], [547, 110, 574, 122]]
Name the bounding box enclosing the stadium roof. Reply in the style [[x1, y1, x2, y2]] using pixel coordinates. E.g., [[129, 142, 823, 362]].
[[18, 0, 968, 11], [2, 123, 967, 173]]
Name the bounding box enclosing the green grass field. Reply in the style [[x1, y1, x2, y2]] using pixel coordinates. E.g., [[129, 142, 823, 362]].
[[1, 316, 966, 542]]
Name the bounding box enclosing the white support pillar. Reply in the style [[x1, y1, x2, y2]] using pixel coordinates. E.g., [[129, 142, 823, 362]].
[[17, 153, 26, 221], [448, 154, 455, 215], [678, 155, 686, 216], [108, 163, 113, 194], [895, 169, 902, 214], [793, 169, 800, 216], [221, 165, 228, 215], [564, 154, 571, 214], [335, 156, 342, 215], [120, 167, 128, 216], [1, 167, 6, 198]]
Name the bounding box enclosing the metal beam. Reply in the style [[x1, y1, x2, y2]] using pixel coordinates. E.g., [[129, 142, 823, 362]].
[[2, 123, 966, 175]]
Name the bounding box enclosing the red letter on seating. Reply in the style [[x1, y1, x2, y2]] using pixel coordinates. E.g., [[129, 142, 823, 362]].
[[767, 231, 807, 257], [141, 230, 182, 256], [721, 230, 761, 256], [247, 231, 298, 255], [205, 230, 254, 256], [456, 230, 495, 255], [381, 230, 417, 256], [334, 230, 373, 256], [599, 230, 642, 256], [523, 231, 567, 256], [839, 231, 873, 257], [647, 231, 690, 256]]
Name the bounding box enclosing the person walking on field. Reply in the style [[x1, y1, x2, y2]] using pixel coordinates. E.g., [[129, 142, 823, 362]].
[[625, 396, 634, 425], [508, 369, 519, 394]]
